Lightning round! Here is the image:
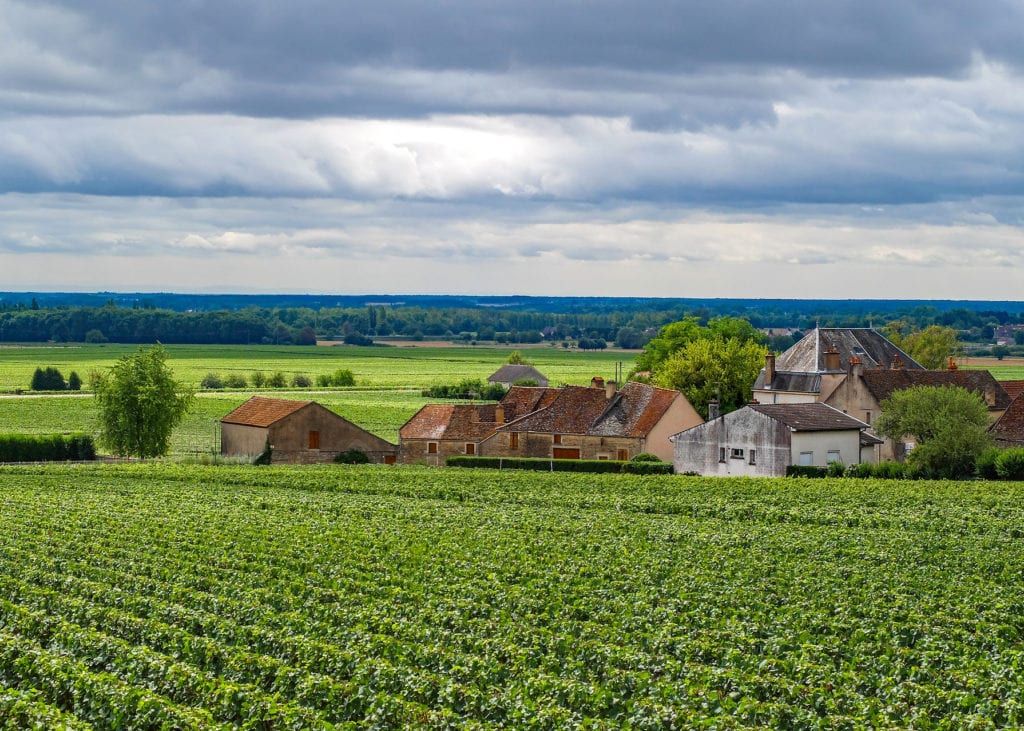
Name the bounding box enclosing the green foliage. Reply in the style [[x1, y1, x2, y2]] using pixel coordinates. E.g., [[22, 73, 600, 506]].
[[0, 434, 95, 462], [636, 316, 764, 373], [267, 371, 287, 388], [975, 447, 1002, 480], [30, 366, 66, 391], [291, 373, 312, 388], [630, 452, 663, 462], [334, 449, 370, 464], [446, 456, 673, 474], [884, 324, 959, 369], [995, 448, 1024, 480], [826, 460, 846, 477], [506, 350, 527, 365], [223, 372, 247, 388], [250, 371, 267, 388], [3, 463, 1024, 726], [253, 437, 272, 465], [426, 378, 505, 401], [91, 345, 194, 458], [786, 465, 827, 478], [66, 371, 82, 391], [875, 385, 993, 479], [199, 372, 224, 389], [654, 337, 768, 419], [83, 328, 107, 343]]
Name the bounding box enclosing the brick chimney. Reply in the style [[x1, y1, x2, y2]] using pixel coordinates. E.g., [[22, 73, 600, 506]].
[[848, 356, 863, 377], [708, 399, 720, 420], [591, 376, 605, 389], [824, 347, 841, 372], [764, 353, 776, 385], [605, 380, 617, 400]]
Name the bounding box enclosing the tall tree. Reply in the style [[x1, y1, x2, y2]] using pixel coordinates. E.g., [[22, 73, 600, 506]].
[[874, 385, 992, 478], [654, 337, 768, 419], [92, 345, 194, 458], [884, 324, 960, 370]]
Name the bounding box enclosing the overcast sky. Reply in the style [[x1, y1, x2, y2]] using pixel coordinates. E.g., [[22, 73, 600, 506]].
[[2, 0, 1023, 299]]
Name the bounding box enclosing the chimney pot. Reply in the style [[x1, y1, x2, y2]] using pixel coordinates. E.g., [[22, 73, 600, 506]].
[[605, 380, 617, 399], [591, 376, 605, 389], [765, 353, 776, 385], [708, 400, 720, 420]]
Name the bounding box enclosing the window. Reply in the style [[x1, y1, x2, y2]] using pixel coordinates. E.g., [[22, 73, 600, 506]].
[[827, 450, 842, 463], [730, 448, 745, 460], [509, 432, 519, 450], [749, 450, 756, 465], [553, 434, 562, 445], [427, 442, 438, 454], [308, 431, 320, 449], [799, 451, 813, 466], [865, 411, 871, 424], [465, 443, 476, 455], [719, 447, 726, 463], [617, 449, 628, 461]]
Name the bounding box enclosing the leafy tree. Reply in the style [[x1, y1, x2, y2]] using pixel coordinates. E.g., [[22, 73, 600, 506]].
[[506, 350, 526, 365], [874, 385, 992, 479], [636, 316, 763, 373], [267, 371, 288, 388], [30, 366, 66, 391], [84, 328, 107, 344], [654, 337, 767, 419], [614, 327, 646, 349], [884, 324, 959, 370], [67, 371, 82, 391], [91, 345, 194, 458], [200, 372, 224, 389]]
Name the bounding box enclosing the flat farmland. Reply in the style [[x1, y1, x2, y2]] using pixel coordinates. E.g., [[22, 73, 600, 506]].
[[0, 343, 631, 393], [1, 463, 1023, 727]]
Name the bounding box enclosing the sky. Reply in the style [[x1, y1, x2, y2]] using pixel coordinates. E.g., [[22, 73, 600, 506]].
[[1, 1, 1023, 299]]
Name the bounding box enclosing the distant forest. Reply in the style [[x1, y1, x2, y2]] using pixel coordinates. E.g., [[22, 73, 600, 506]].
[[0, 293, 1022, 347]]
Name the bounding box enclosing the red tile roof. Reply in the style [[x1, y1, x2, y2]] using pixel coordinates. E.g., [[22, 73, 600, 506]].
[[221, 396, 312, 427], [991, 394, 1024, 445], [499, 382, 682, 438], [499, 386, 561, 421], [399, 404, 498, 441], [1000, 380, 1024, 401]]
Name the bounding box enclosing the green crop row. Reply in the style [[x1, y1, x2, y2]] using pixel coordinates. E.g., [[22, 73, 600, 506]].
[[2, 463, 1024, 728]]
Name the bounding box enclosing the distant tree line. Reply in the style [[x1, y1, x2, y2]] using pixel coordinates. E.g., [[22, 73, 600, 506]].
[[0, 300, 1021, 347]]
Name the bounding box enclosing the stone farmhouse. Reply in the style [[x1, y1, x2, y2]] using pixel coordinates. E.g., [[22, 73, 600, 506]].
[[221, 396, 397, 464], [480, 378, 703, 462], [671, 402, 879, 477], [487, 364, 549, 388], [399, 379, 702, 464], [991, 393, 1024, 447]]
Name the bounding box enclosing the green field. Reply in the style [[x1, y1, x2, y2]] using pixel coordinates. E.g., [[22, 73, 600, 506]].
[[1, 463, 1023, 728], [0, 344, 633, 393]]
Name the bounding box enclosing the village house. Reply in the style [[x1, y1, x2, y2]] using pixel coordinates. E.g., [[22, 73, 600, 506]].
[[221, 396, 397, 464], [487, 364, 549, 388], [479, 378, 703, 462], [990, 393, 1024, 447], [671, 402, 877, 477]]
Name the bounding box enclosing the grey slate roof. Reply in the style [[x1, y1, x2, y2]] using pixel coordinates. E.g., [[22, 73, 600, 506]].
[[775, 328, 923, 373], [488, 364, 549, 386], [753, 371, 822, 393], [748, 403, 870, 431]]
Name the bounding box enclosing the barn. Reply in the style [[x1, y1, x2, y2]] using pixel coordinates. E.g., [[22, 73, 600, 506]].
[[221, 396, 396, 464]]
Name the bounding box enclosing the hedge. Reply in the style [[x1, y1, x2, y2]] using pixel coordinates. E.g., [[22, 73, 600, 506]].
[[0, 434, 96, 462], [446, 456, 673, 475]]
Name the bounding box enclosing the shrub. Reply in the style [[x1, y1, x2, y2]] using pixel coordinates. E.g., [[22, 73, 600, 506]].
[[292, 374, 312, 388], [267, 371, 287, 388], [316, 374, 332, 387], [872, 461, 908, 479], [0, 433, 96, 462], [630, 453, 663, 462], [67, 371, 82, 391], [200, 372, 224, 389], [826, 460, 846, 478], [846, 462, 874, 478], [331, 369, 356, 387], [620, 461, 674, 475], [250, 371, 267, 388], [30, 366, 66, 391], [976, 447, 1002, 480], [224, 373, 248, 389], [786, 465, 827, 478], [334, 449, 370, 464], [996, 448, 1024, 481]]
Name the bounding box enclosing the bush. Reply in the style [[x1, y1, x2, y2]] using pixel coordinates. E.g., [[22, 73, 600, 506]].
[[976, 447, 1002, 480], [0, 433, 96, 462], [67, 371, 82, 391], [200, 372, 224, 389], [292, 374, 312, 388], [250, 372, 267, 388], [996, 448, 1024, 480], [224, 373, 248, 389], [84, 328, 107, 344], [343, 333, 374, 346], [331, 369, 356, 387], [786, 465, 827, 478], [427, 378, 506, 400], [334, 449, 370, 464], [630, 453, 663, 462], [446, 456, 672, 474], [826, 460, 846, 477], [846, 462, 875, 478], [267, 372, 287, 388], [30, 366, 66, 391], [872, 461, 908, 479]]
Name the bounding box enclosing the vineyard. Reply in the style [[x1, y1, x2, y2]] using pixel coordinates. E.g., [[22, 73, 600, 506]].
[[2, 463, 1023, 728]]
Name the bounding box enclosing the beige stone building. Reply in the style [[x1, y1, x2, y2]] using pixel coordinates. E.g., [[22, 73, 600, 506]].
[[221, 396, 396, 464]]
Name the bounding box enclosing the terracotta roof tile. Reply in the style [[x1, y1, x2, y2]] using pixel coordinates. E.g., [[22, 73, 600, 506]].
[[1000, 380, 1024, 401], [399, 404, 498, 441], [860, 369, 1011, 410], [991, 393, 1024, 445], [221, 396, 312, 427]]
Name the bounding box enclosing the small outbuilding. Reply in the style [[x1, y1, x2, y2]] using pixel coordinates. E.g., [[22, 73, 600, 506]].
[[221, 396, 396, 464], [487, 364, 549, 388], [671, 402, 873, 477]]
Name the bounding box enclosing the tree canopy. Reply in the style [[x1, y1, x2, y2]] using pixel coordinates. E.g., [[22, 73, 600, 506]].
[[654, 337, 768, 419], [635, 316, 763, 373], [92, 345, 194, 458], [874, 385, 992, 478], [883, 323, 960, 370]]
